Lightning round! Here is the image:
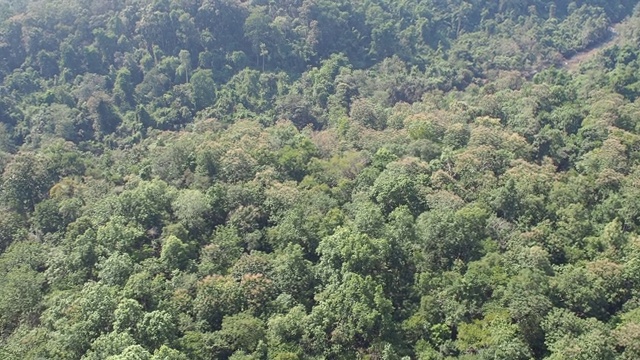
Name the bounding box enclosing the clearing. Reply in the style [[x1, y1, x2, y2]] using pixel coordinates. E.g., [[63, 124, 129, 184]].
[[562, 24, 623, 71]]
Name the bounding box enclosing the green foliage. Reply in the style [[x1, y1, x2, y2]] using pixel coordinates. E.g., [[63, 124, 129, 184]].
[[106, 345, 152, 360], [308, 272, 393, 357], [190, 69, 216, 111], [42, 282, 119, 359], [542, 309, 617, 360], [116, 180, 176, 230], [213, 312, 265, 356], [0, 265, 44, 334], [82, 331, 137, 360], [456, 311, 532, 359], [151, 346, 188, 360], [138, 311, 178, 350], [317, 226, 390, 281], [160, 235, 190, 271], [172, 189, 211, 232], [97, 253, 135, 286], [1, 152, 52, 213], [416, 204, 490, 270], [3, 1, 640, 359], [113, 299, 144, 335], [194, 275, 243, 330]]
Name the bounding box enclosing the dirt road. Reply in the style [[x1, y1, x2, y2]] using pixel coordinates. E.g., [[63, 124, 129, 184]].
[[563, 27, 621, 71]]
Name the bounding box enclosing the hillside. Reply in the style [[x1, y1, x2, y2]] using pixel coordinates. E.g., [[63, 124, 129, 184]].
[[2, 1, 640, 359]]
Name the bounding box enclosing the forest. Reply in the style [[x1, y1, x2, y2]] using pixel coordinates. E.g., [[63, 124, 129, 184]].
[[2, 0, 640, 359]]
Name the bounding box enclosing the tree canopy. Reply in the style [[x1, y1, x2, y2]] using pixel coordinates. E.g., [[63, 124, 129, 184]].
[[3, 0, 640, 359]]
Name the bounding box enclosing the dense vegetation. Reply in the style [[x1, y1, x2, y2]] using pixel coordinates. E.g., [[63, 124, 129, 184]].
[[3, 0, 640, 359]]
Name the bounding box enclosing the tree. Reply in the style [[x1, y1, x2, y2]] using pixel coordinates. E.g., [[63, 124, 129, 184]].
[[194, 275, 243, 330], [542, 309, 616, 360], [550, 265, 608, 319], [3, 1, 640, 359], [172, 189, 212, 233], [85, 95, 121, 138], [614, 307, 640, 360], [116, 180, 176, 230], [1, 152, 52, 214], [456, 311, 533, 359], [138, 310, 178, 350], [213, 312, 266, 357], [307, 272, 393, 357], [151, 346, 188, 360], [316, 226, 390, 282], [500, 269, 552, 356], [96, 217, 146, 257], [114, 68, 135, 109], [160, 235, 190, 271], [97, 253, 135, 286], [370, 159, 429, 215], [199, 225, 243, 276], [43, 282, 119, 359], [350, 199, 386, 237], [122, 271, 166, 311], [349, 97, 386, 130], [219, 148, 258, 183], [266, 305, 307, 356], [190, 69, 216, 111], [272, 244, 315, 306], [244, 7, 272, 68], [0, 265, 45, 334], [106, 345, 151, 360], [83, 331, 137, 360], [177, 50, 191, 84], [416, 204, 490, 271], [113, 298, 144, 335]]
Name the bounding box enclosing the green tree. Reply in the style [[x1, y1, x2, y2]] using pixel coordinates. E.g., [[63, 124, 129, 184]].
[[349, 97, 387, 130], [199, 225, 243, 276], [172, 189, 212, 233], [213, 312, 266, 357], [177, 50, 191, 84], [1, 152, 52, 213], [613, 307, 640, 360], [43, 283, 119, 359], [138, 310, 178, 350], [370, 159, 429, 214], [542, 308, 616, 360], [316, 226, 390, 282], [0, 265, 45, 334], [456, 311, 533, 359], [272, 244, 315, 306], [190, 69, 216, 111], [96, 216, 147, 256], [416, 204, 490, 270], [97, 253, 135, 286], [82, 331, 137, 360], [550, 265, 608, 319], [194, 275, 243, 330], [106, 345, 151, 360], [266, 305, 307, 356], [160, 235, 190, 271], [113, 298, 144, 335], [244, 7, 272, 68], [151, 346, 188, 360], [114, 68, 134, 109], [308, 272, 393, 357], [116, 180, 176, 230]]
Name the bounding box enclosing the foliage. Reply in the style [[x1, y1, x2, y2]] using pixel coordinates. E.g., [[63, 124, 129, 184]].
[[2, 0, 640, 359]]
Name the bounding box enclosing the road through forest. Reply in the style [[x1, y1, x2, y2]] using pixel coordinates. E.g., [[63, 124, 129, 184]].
[[563, 25, 622, 71]]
